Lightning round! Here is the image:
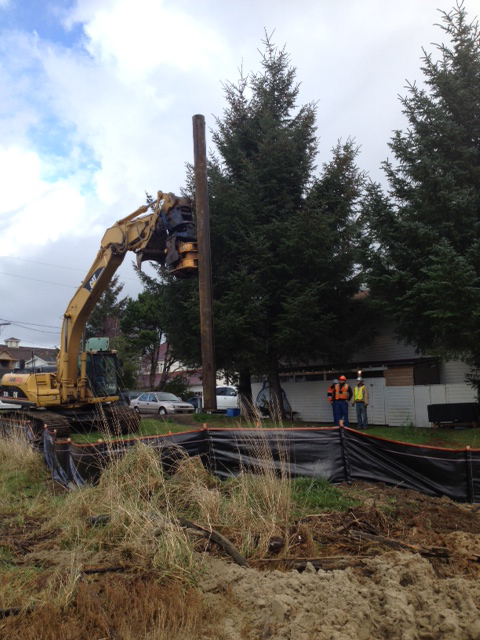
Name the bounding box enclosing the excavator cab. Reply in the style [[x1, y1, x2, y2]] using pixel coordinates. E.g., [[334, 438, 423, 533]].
[[86, 351, 119, 398]]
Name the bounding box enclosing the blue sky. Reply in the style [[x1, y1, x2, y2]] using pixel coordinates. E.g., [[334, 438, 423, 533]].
[[1, 0, 82, 46], [0, 0, 475, 347]]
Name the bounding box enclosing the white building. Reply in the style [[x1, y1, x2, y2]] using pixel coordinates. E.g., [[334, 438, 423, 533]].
[[251, 324, 476, 427]]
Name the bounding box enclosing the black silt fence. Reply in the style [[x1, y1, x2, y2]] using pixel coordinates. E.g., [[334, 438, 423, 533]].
[[41, 426, 480, 503]]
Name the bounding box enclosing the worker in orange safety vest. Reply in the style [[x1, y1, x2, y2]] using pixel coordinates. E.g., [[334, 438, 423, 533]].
[[335, 375, 352, 426], [327, 378, 339, 424]]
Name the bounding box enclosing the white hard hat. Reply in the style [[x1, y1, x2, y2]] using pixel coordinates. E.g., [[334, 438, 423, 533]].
[[357, 377, 363, 381]]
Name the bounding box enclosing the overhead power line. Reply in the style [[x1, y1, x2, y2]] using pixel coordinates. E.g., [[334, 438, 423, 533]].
[[0, 317, 61, 331], [0, 271, 78, 289], [5, 323, 59, 335], [0, 255, 140, 283], [0, 255, 86, 272]]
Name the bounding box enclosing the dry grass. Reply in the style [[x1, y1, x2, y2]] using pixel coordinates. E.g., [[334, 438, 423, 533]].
[[216, 433, 292, 558], [55, 431, 294, 564], [53, 444, 197, 579], [0, 427, 44, 480], [0, 430, 53, 520], [0, 425, 314, 638], [2, 576, 217, 640], [0, 437, 221, 639]]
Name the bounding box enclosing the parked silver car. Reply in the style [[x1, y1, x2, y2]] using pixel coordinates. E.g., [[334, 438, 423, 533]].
[[130, 392, 195, 416]]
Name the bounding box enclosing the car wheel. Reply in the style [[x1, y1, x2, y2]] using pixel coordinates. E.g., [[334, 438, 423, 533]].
[[133, 406, 140, 414], [158, 407, 168, 416]]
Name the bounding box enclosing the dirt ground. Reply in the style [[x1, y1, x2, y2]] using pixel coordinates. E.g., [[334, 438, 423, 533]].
[[2, 481, 480, 639], [195, 483, 480, 640]]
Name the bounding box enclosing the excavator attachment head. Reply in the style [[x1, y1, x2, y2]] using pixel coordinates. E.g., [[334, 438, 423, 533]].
[[166, 239, 199, 277], [135, 230, 167, 269], [136, 193, 198, 277]]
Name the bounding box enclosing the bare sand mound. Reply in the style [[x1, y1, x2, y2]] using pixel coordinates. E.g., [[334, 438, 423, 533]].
[[199, 543, 480, 640]]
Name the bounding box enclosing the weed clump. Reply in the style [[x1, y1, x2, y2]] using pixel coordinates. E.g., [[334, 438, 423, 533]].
[[58, 432, 300, 564], [0, 431, 50, 518], [56, 443, 197, 580], [290, 476, 360, 516]]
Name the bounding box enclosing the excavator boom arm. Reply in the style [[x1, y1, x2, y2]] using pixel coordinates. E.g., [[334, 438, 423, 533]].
[[57, 192, 197, 401]]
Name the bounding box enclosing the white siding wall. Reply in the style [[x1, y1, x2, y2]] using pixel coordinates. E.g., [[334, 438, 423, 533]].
[[440, 361, 473, 384], [355, 381, 472, 427], [367, 379, 387, 425], [445, 383, 477, 403], [430, 385, 447, 405], [385, 384, 476, 427], [384, 387, 415, 426], [252, 380, 335, 423], [253, 379, 381, 425]]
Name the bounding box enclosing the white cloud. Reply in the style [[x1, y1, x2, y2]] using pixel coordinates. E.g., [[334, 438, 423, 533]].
[[66, 0, 231, 81], [32, 3, 234, 206], [38, 45, 193, 202], [0, 146, 90, 254]]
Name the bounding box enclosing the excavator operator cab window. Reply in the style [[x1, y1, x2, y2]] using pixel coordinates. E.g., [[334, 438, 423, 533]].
[[86, 352, 118, 398]]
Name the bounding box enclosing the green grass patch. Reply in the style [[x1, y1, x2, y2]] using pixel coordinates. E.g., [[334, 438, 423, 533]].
[[365, 425, 480, 449], [70, 417, 196, 443], [0, 546, 15, 568], [71, 412, 268, 443], [290, 476, 360, 516], [0, 435, 55, 517], [4, 469, 46, 498]]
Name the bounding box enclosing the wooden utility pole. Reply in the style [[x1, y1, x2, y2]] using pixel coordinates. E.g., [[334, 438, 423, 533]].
[[192, 114, 216, 411]]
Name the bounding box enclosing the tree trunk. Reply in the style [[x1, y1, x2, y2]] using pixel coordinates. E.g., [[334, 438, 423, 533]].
[[148, 343, 161, 390], [148, 355, 156, 390], [267, 351, 285, 421], [156, 343, 176, 391], [238, 368, 253, 416]]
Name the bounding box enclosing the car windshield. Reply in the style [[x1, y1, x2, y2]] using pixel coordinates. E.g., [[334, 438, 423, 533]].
[[155, 393, 182, 402]]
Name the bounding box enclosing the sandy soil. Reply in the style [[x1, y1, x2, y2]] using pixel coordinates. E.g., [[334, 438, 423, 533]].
[[199, 547, 480, 640], [195, 483, 480, 640]]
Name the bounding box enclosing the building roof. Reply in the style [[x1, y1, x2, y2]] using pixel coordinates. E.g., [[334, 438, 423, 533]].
[[0, 343, 58, 363]]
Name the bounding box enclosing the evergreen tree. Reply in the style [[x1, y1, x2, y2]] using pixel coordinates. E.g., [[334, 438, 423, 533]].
[[120, 267, 192, 391], [85, 275, 136, 389], [363, 3, 480, 387], [113, 335, 141, 391], [180, 36, 365, 412], [85, 275, 127, 339], [121, 290, 166, 391]]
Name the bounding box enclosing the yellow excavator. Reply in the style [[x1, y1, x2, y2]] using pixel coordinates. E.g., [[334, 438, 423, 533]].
[[0, 191, 198, 440]]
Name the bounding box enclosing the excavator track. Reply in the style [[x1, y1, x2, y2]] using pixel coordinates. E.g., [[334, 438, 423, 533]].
[[0, 405, 140, 443], [0, 410, 71, 442]]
